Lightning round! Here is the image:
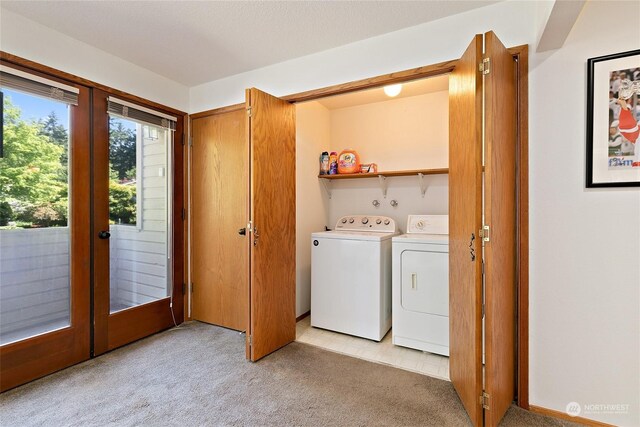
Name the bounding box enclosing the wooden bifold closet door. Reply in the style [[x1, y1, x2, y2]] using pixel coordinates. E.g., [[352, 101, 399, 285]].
[[449, 31, 517, 427], [246, 88, 296, 361]]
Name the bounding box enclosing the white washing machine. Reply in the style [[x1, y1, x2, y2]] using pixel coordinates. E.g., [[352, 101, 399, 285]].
[[311, 215, 398, 341], [392, 215, 449, 356]]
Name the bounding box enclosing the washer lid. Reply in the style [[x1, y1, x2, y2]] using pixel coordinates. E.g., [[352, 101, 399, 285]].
[[312, 230, 399, 242], [393, 233, 449, 245]]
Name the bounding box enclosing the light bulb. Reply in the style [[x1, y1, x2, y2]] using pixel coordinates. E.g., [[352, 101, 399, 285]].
[[383, 84, 402, 97]]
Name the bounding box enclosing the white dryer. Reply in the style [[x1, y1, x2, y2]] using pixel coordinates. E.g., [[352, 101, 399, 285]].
[[392, 215, 449, 356], [311, 215, 398, 341]]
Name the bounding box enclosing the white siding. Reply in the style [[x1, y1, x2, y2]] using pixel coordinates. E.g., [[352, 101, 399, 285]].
[[109, 128, 170, 310], [0, 228, 70, 337]]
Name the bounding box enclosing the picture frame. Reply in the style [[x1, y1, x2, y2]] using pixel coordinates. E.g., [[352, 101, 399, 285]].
[[586, 49, 640, 188]]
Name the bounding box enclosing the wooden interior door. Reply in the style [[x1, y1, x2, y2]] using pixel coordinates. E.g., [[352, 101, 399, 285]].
[[191, 110, 249, 331], [246, 88, 296, 361], [0, 73, 91, 391], [448, 34, 484, 427], [483, 30, 517, 427]]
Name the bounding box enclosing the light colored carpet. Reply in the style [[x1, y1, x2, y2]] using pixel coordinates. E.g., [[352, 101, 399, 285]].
[[0, 321, 578, 426]]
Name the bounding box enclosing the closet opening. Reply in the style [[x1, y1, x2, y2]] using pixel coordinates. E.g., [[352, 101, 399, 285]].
[[295, 74, 452, 380]]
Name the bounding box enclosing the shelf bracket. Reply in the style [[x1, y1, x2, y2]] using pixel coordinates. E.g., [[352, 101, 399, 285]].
[[320, 178, 332, 199], [418, 173, 428, 198], [378, 175, 388, 198]]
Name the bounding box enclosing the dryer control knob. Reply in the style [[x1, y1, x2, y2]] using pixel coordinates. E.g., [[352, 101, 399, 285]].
[[384, 219, 390, 225], [341, 218, 348, 224], [348, 218, 355, 224], [361, 218, 369, 224], [376, 219, 382, 225], [416, 220, 425, 229]]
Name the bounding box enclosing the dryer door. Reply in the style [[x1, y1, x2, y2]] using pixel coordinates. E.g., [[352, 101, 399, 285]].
[[401, 250, 448, 316]]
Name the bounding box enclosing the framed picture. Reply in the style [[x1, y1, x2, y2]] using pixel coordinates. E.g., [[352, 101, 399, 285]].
[[586, 49, 640, 187]]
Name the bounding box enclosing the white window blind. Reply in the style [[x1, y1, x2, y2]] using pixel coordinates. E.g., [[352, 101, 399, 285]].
[[0, 65, 79, 105], [107, 97, 177, 131]]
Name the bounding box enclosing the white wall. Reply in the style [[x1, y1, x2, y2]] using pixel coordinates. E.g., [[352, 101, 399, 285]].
[[326, 91, 449, 230], [189, 1, 639, 424], [189, 0, 550, 113], [528, 2, 640, 425], [295, 102, 331, 316], [0, 7, 189, 112], [330, 91, 449, 171]]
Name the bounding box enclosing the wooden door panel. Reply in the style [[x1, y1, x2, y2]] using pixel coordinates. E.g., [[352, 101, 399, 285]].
[[92, 89, 184, 355], [0, 79, 91, 391], [484, 30, 517, 427], [448, 34, 484, 427], [247, 88, 296, 361], [191, 110, 249, 331]]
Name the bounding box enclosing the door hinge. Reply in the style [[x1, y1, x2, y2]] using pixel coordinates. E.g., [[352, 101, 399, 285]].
[[248, 335, 252, 346], [182, 283, 186, 295], [479, 57, 490, 75], [480, 392, 490, 409], [247, 106, 252, 118], [479, 225, 490, 243], [181, 208, 186, 221]]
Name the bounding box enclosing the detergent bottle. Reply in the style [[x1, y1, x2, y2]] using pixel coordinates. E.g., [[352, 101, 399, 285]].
[[328, 152, 338, 175], [337, 149, 360, 174]]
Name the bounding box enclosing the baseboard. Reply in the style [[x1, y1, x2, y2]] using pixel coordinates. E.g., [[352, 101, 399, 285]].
[[529, 405, 615, 427], [296, 311, 310, 322]]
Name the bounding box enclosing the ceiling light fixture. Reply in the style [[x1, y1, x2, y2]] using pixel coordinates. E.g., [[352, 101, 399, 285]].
[[383, 84, 402, 97]]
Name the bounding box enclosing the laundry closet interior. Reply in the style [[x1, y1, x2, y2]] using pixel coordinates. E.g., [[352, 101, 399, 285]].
[[188, 31, 527, 427]]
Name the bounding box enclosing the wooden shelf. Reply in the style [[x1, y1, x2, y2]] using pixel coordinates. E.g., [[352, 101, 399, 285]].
[[317, 168, 448, 180], [318, 168, 448, 199]]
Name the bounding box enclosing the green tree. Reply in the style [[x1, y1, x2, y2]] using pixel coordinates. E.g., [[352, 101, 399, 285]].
[[38, 111, 69, 173], [0, 97, 67, 226], [109, 118, 136, 181], [109, 181, 136, 224]]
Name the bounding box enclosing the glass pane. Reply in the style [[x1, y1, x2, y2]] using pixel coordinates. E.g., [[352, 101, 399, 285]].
[[0, 89, 71, 345], [108, 117, 171, 313]]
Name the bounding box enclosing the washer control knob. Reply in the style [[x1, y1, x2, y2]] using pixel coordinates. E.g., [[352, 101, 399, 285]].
[[376, 219, 382, 225], [348, 218, 355, 224], [341, 218, 348, 224], [361, 217, 369, 224], [384, 219, 390, 225]]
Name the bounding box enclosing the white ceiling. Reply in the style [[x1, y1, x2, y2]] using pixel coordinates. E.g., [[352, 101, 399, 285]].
[[316, 74, 449, 110], [2, 1, 499, 87]]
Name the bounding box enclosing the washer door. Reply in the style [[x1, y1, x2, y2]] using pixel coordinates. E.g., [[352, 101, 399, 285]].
[[401, 250, 448, 316]]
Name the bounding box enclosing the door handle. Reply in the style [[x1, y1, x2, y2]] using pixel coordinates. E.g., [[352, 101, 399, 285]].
[[469, 233, 476, 261], [98, 230, 111, 240], [238, 228, 246, 236]]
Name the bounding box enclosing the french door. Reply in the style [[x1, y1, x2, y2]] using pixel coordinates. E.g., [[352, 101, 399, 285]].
[[449, 31, 517, 427], [0, 64, 91, 390], [92, 89, 184, 355], [0, 66, 183, 391]]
